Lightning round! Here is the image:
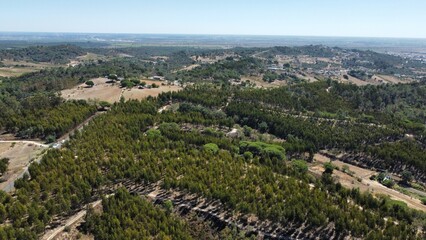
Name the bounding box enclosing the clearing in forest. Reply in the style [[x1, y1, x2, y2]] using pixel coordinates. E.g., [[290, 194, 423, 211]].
[[61, 78, 181, 103], [0, 142, 45, 192]]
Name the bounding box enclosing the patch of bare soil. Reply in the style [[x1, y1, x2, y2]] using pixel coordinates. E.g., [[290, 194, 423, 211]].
[[62, 78, 182, 103], [122, 81, 181, 100], [61, 78, 122, 103], [0, 142, 45, 191]]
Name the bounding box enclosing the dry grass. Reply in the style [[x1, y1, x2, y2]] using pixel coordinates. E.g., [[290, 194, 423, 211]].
[[61, 78, 122, 103], [61, 78, 182, 103], [240, 75, 287, 88], [338, 74, 374, 86], [0, 142, 44, 191], [0, 60, 58, 77], [375, 74, 413, 84]]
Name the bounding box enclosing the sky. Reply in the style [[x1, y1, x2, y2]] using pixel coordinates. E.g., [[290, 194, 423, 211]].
[[1, 0, 426, 38]]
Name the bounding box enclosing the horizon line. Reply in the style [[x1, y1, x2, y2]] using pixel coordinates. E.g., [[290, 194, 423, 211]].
[[1, 31, 426, 41]]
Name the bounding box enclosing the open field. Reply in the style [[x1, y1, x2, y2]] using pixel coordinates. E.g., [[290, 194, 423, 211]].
[[61, 78, 123, 103], [0, 59, 58, 77], [241, 75, 287, 88], [176, 64, 200, 72], [68, 53, 108, 67], [61, 78, 182, 103], [0, 142, 46, 192], [311, 153, 426, 212], [337, 74, 373, 86], [375, 74, 414, 84]]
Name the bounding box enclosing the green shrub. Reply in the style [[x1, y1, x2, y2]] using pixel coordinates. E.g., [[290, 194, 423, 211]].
[[239, 141, 286, 160], [292, 160, 308, 174], [204, 143, 219, 154]]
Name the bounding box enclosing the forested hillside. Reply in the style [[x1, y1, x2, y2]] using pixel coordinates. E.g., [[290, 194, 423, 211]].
[[0, 98, 423, 239], [0, 45, 85, 64]]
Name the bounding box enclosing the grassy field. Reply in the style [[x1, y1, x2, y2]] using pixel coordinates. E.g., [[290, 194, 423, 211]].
[[0, 59, 59, 77]]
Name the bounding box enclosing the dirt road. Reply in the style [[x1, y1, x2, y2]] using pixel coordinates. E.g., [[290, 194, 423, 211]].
[[312, 153, 426, 212], [0, 140, 49, 148], [42, 200, 102, 240]]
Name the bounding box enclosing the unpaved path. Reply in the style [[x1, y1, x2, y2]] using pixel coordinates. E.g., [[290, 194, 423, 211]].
[[312, 153, 426, 212], [0, 140, 48, 148], [42, 200, 102, 240], [56, 112, 103, 144]]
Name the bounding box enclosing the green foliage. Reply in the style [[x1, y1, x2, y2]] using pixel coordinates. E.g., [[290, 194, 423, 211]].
[[120, 79, 135, 88], [98, 101, 111, 108], [82, 188, 192, 239], [146, 128, 161, 138], [243, 151, 253, 160], [323, 162, 335, 174], [45, 135, 56, 144], [382, 179, 395, 188], [258, 121, 268, 133], [367, 140, 426, 175], [348, 70, 369, 80], [163, 200, 173, 214], [85, 80, 94, 87], [239, 141, 286, 160], [0, 44, 425, 239], [174, 57, 263, 83], [6, 100, 96, 139], [0, 99, 420, 239], [292, 160, 308, 174], [203, 143, 219, 154], [401, 170, 413, 184], [0, 158, 9, 175], [0, 45, 85, 64]]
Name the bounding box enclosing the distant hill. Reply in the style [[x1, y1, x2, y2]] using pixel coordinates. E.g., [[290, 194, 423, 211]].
[[0, 45, 85, 64]]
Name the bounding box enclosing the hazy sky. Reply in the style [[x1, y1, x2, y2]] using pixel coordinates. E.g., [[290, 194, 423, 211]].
[[1, 0, 426, 38]]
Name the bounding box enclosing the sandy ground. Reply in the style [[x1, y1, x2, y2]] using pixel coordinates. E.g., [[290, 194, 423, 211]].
[[311, 153, 426, 212], [0, 142, 45, 191], [62, 78, 181, 103]]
